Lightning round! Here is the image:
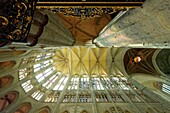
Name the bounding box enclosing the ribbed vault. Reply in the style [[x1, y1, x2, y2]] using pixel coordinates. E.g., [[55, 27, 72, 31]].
[[53, 47, 109, 77], [57, 13, 112, 45]]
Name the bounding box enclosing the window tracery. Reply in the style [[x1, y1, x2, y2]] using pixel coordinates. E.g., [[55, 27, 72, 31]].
[[80, 77, 89, 90], [95, 92, 109, 102], [53, 76, 69, 91], [35, 66, 55, 82], [16, 48, 165, 106], [19, 67, 33, 80], [31, 90, 44, 101], [111, 77, 129, 90], [155, 82, 170, 95], [34, 60, 53, 72], [162, 83, 170, 95], [63, 94, 76, 103], [92, 77, 104, 90], [79, 93, 91, 103], [21, 56, 35, 65], [68, 76, 79, 90], [35, 53, 54, 62], [109, 92, 124, 102], [45, 92, 60, 102], [18, 48, 135, 103], [101, 77, 114, 89], [19, 53, 60, 101], [42, 73, 59, 89], [21, 80, 34, 93]]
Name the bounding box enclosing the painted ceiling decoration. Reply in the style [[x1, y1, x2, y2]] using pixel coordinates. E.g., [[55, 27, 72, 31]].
[[124, 48, 158, 75], [49, 8, 122, 19], [37, 0, 145, 19], [57, 13, 112, 45]]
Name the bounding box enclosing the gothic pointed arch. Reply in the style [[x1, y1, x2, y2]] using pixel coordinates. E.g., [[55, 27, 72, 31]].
[[0, 60, 16, 70], [36, 106, 51, 113], [0, 91, 19, 112], [0, 75, 13, 88], [14, 102, 31, 113]]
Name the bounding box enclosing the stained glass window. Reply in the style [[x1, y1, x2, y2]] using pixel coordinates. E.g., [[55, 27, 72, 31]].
[[42, 74, 59, 89], [68, 77, 79, 90], [19, 68, 32, 80], [18, 48, 153, 103], [162, 83, 170, 94], [53, 76, 69, 91], [34, 60, 53, 72], [92, 78, 104, 90], [31, 90, 44, 101], [21, 80, 33, 92], [80, 77, 89, 89], [35, 66, 55, 82]]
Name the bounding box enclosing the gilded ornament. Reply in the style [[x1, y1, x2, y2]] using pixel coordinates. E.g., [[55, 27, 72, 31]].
[[0, 16, 8, 26]]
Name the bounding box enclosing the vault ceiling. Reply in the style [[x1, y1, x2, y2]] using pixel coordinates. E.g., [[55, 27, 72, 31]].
[[53, 47, 110, 77], [57, 13, 112, 45], [124, 48, 158, 75]]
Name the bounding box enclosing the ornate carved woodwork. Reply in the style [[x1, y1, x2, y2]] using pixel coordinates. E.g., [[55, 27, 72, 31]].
[[36, 0, 145, 19], [0, 0, 37, 47]]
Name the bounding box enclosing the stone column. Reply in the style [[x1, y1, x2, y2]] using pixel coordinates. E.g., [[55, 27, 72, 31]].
[[94, 0, 170, 47]]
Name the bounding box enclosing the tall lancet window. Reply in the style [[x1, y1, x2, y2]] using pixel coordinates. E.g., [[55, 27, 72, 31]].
[[53, 76, 69, 91], [80, 77, 89, 90], [92, 77, 104, 90], [31, 90, 44, 101], [68, 76, 79, 90], [21, 80, 34, 93], [162, 83, 170, 94]]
